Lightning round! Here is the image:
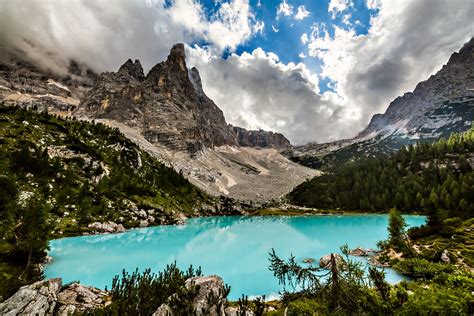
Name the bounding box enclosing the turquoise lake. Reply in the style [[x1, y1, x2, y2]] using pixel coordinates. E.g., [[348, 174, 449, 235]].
[[44, 215, 426, 300]]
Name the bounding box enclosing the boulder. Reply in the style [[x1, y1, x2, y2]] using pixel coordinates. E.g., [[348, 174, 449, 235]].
[[441, 250, 450, 263], [138, 209, 148, 219], [153, 275, 227, 316], [0, 278, 62, 315], [319, 254, 344, 270], [87, 221, 126, 234], [55, 283, 109, 315], [224, 306, 255, 316], [349, 246, 367, 256]]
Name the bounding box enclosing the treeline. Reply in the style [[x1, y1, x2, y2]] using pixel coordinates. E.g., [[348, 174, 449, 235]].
[[289, 126, 474, 219]]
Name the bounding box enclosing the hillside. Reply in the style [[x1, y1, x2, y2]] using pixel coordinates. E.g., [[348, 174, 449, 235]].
[[0, 45, 314, 202], [287, 38, 474, 169], [289, 126, 474, 218], [0, 105, 238, 299]]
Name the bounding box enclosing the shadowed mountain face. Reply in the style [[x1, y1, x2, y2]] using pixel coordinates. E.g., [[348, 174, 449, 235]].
[[287, 38, 474, 169]]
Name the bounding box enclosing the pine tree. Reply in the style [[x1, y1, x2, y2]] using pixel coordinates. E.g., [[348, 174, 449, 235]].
[[388, 208, 406, 250]]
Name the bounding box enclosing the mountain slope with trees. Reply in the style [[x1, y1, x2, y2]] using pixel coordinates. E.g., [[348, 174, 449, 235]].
[[289, 126, 474, 220], [0, 105, 235, 300]]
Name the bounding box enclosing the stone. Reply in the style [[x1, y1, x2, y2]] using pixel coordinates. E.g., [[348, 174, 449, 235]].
[[319, 253, 344, 270], [55, 283, 109, 315], [87, 221, 126, 234], [224, 306, 255, 316], [349, 246, 367, 256], [441, 250, 450, 263], [139, 220, 149, 227], [153, 275, 227, 316], [302, 258, 315, 264], [0, 278, 62, 315], [138, 209, 148, 219]]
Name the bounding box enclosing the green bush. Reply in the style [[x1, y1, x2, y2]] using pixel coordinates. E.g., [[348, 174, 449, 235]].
[[393, 258, 454, 279], [287, 298, 328, 315], [103, 263, 203, 315]]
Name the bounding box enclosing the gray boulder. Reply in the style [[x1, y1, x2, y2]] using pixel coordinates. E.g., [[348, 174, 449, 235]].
[[319, 253, 344, 270], [0, 278, 62, 315], [153, 275, 227, 316], [87, 221, 126, 234], [55, 283, 109, 315]]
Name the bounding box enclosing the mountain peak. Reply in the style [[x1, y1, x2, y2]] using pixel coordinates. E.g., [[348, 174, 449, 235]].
[[188, 67, 204, 95], [167, 43, 187, 72], [117, 59, 144, 81]]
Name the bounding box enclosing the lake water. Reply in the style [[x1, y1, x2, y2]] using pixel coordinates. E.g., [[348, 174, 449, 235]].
[[44, 214, 426, 300]]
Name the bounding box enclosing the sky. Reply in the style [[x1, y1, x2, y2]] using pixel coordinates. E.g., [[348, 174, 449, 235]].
[[0, 0, 472, 144]]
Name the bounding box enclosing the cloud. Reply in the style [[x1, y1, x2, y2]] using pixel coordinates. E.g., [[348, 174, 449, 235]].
[[186, 45, 359, 144], [0, 0, 259, 73], [276, 0, 293, 18], [328, 0, 353, 19], [366, 0, 381, 10], [295, 5, 310, 20], [305, 0, 473, 136], [253, 20, 265, 34], [0, 0, 472, 145], [300, 33, 309, 44], [272, 25, 280, 33]]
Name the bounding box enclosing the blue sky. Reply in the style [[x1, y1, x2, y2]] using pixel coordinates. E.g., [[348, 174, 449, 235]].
[[197, 0, 377, 93]]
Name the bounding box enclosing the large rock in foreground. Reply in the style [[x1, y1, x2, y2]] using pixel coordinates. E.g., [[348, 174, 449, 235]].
[[0, 278, 62, 315], [0, 279, 108, 316], [153, 275, 227, 316], [56, 283, 109, 315]]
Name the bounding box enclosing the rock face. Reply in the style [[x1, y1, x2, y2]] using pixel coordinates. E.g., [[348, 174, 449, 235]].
[[74, 43, 239, 153], [55, 283, 109, 315], [0, 278, 62, 315], [232, 126, 291, 149], [87, 221, 126, 234], [359, 38, 474, 140], [0, 56, 96, 113], [153, 275, 227, 316], [287, 38, 474, 168], [0, 279, 108, 316]]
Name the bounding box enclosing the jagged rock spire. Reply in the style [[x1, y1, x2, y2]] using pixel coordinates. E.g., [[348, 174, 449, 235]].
[[117, 59, 144, 82]]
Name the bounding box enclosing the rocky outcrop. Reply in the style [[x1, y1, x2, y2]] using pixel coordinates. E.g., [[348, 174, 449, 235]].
[[153, 275, 227, 316], [74, 43, 239, 153], [0, 279, 62, 315], [55, 283, 109, 315], [360, 38, 474, 140], [87, 221, 126, 234], [231, 126, 291, 150], [319, 253, 344, 270], [0, 56, 96, 113], [0, 279, 108, 316], [287, 38, 474, 168], [348, 247, 379, 257]]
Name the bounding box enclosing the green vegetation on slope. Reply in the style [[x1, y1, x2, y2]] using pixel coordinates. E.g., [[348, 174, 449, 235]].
[[289, 126, 474, 220], [0, 105, 216, 300]]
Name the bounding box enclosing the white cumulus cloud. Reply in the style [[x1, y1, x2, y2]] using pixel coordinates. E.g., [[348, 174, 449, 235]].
[[328, 0, 353, 19], [295, 5, 310, 20], [276, 0, 293, 18]]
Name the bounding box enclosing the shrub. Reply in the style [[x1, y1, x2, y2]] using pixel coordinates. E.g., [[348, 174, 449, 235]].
[[393, 258, 454, 279], [104, 263, 202, 315]]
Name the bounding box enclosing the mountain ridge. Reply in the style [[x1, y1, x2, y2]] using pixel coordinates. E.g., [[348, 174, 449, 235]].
[[287, 38, 474, 169]]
